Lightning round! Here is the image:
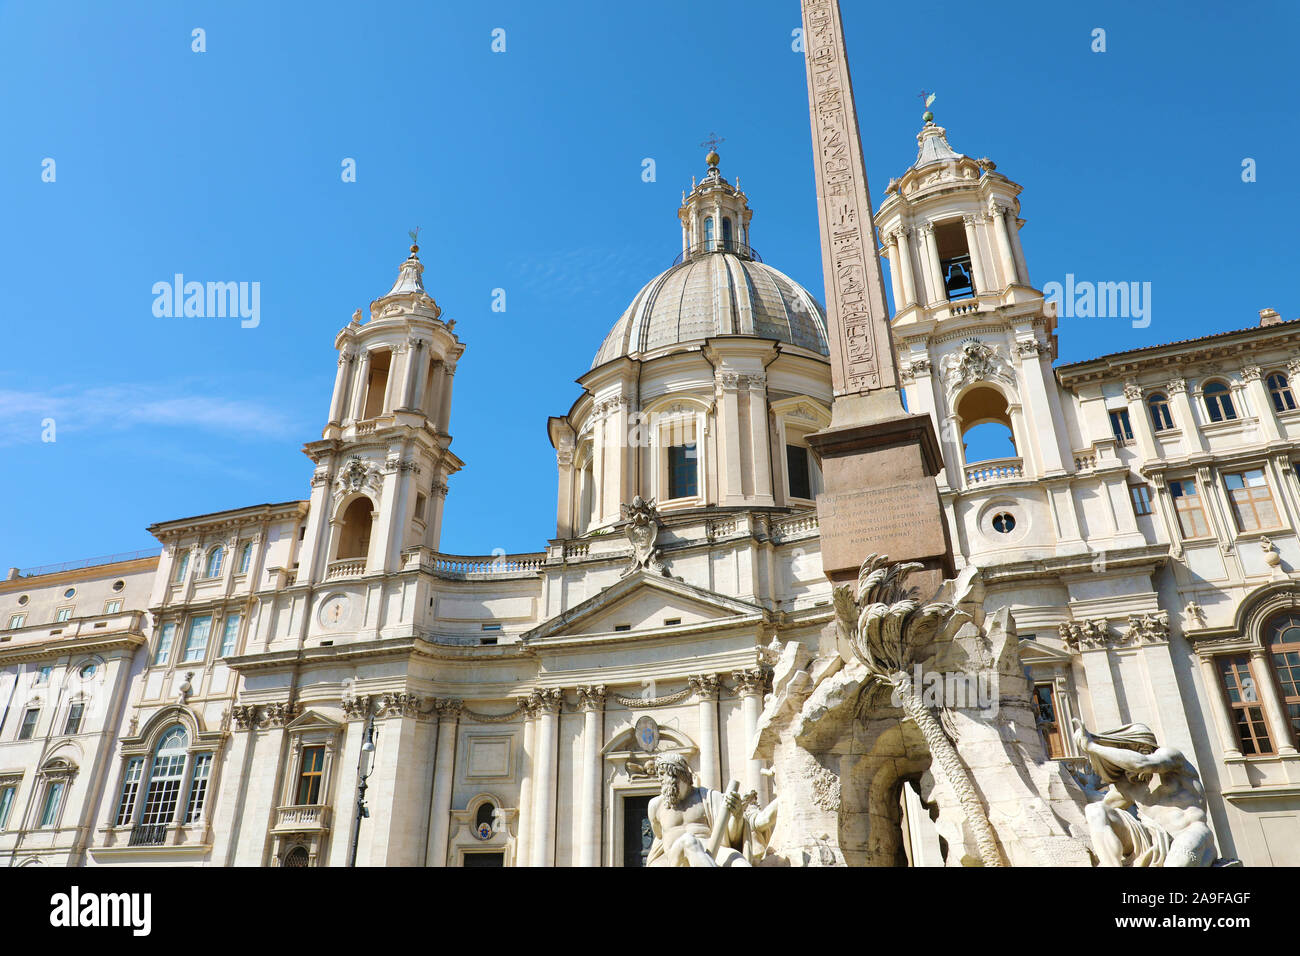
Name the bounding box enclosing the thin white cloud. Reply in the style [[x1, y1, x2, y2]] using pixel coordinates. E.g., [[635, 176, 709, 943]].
[[0, 382, 300, 446]]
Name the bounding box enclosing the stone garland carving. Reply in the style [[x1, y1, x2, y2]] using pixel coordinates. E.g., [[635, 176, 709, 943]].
[[833, 554, 1005, 867], [621, 496, 668, 578]]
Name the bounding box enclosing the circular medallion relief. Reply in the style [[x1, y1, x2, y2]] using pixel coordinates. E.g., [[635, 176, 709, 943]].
[[318, 594, 351, 629]]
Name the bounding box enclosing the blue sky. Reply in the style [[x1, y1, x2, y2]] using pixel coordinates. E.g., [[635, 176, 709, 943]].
[[1, 0, 1296, 567]]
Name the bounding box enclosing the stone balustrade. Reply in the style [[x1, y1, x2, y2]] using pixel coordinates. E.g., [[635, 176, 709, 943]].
[[964, 457, 1024, 486]]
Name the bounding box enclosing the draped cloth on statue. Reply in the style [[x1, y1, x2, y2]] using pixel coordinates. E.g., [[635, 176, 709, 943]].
[[1111, 806, 1172, 867]]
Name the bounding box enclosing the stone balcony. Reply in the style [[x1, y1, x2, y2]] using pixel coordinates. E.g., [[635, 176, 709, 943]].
[[272, 804, 331, 833], [325, 557, 368, 580]]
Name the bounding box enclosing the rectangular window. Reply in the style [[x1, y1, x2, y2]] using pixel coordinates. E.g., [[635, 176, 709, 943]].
[[54, 607, 73, 623], [18, 708, 40, 740], [786, 444, 812, 500], [667, 444, 698, 499], [413, 493, 427, 522], [115, 758, 144, 826], [1217, 654, 1273, 755], [1031, 684, 1064, 758], [181, 615, 211, 663], [1223, 469, 1279, 533], [139, 754, 186, 828], [219, 615, 241, 657], [0, 783, 16, 828], [184, 753, 212, 824], [1169, 479, 1211, 539], [35, 666, 51, 685], [1129, 484, 1154, 516], [296, 746, 325, 805], [104, 599, 122, 614], [63, 702, 84, 736], [1108, 408, 1134, 442], [7, 613, 24, 629], [39, 781, 64, 828], [154, 622, 176, 666]]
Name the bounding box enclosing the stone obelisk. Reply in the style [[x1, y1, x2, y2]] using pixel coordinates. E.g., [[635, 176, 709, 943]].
[[799, 0, 954, 588]]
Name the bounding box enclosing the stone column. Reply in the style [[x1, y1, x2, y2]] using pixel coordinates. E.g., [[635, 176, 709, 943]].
[[328, 350, 352, 424], [437, 363, 456, 434], [514, 695, 538, 866], [919, 223, 944, 305], [1014, 342, 1068, 475], [349, 349, 372, 422], [425, 698, 461, 867], [718, 373, 745, 504], [1242, 366, 1282, 442], [400, 338, 424, 410], [1197, 655, 1242, 758], [732, 669, 767, 800], [689, 675, 721, 791], [1249, 648, 1297, 755], [1168, 379, 1207, 452], [747, 374, 774, 505], [885, 233, 904, 309], [895, 228, 917, 307], [1123, 382, 1158, 460], [991, 202, 1018, 287], [529, 688, 563, 867], [575, 685, 607, 867], [961, 215, 987, 294]]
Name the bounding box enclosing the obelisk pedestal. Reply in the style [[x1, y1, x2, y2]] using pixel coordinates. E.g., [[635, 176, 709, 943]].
[[799, 0, 953, 592]]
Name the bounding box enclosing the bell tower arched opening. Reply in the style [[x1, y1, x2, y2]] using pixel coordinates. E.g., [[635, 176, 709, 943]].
[[955, 386, 1016, 466], [336, 497, 374, 561]]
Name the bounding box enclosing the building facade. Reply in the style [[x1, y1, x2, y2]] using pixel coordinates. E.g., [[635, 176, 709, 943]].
[[2, 122, 1298, 866]]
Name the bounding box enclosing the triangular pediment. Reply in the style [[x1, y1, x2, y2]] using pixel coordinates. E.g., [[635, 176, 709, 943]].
[[284, 709, 342, 734], [524, 570, 765, 642]]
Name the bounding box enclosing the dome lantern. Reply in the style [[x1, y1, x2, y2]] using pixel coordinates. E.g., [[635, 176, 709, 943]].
[[677, 146, 755, 263]]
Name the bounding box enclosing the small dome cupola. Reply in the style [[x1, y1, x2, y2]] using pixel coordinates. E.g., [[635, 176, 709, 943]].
[[677, 141, 755, 263]]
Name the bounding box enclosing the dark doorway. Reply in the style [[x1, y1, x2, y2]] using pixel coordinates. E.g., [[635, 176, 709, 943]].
[[623, 794, 654, 867]]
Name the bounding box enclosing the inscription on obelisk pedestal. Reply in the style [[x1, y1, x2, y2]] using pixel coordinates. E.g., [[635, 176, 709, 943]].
[[799, 0, 954, 585]]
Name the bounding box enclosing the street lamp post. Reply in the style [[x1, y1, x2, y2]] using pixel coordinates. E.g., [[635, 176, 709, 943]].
[[348, 710, 378, 867]]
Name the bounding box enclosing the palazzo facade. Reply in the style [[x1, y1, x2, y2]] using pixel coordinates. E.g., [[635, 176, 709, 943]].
[[2, 122, 1298, 867]]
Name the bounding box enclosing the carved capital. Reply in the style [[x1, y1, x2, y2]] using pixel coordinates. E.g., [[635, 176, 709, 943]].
[[231, 704, 261, 730], [731, 668, 767, 697], [342, 695, 374, 721], [1123, 382, 1142, 401], [688, 674, 721, 701], [532, 688, 563, 715], [1166, 378, 1187, 395], [1241, 365, 1262, 382], [435, 697, 464, 721], [263, 701, 299, 727], [575, 684, 607, 712]]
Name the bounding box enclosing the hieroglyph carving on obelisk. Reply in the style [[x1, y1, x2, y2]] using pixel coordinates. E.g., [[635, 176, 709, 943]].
[[800, 0, 897, 401]]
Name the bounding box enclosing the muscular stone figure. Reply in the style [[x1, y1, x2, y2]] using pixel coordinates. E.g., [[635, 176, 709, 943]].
[[1072, 719, 1216, 867], [646, 752, 777, 867]]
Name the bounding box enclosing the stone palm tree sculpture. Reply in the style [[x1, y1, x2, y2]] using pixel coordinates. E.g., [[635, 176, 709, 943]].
[[832, 553, 1006, 867]]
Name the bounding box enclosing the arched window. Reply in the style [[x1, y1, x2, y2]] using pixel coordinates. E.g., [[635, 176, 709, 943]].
[[1264, 612, 1300, 747], [704, 217, 714, 251], [238, 542, 253, 574], [1147, 392, 1174, 431], [336, 498, 374, 560], [173, 551, 190, 584], [1267, 372, 1297, 413], [205, 547, 224, 578], [137, 726, 189, 836], [722, 217, 734, 251], [955, 386, 1018, 484], [1203, 381, 1237, 422], [283, 846, 310, 867]]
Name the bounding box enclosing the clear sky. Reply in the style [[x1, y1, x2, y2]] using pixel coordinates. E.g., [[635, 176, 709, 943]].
[[1, 0, 1296, 568]]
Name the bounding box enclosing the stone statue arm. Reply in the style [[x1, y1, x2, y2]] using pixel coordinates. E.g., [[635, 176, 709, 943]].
[[749, 795, 778, 837], [1073, 720, 1181, 775]]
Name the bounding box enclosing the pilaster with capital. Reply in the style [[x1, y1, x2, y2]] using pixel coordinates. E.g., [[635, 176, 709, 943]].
[[425, 696, 463, 867], [530, 688, 563, 866], [576, 685, 606, 866], [732, 668, 769, 800], [689, 674, 722, 791]]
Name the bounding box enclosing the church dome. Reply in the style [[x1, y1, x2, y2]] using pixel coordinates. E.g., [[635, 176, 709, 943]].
[[591, 253, 830, 369], [590, 148, 830, 370]]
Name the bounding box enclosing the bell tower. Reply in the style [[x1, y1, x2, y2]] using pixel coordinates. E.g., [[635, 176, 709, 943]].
[[874, 112, 1071, 489], [298, 239, 466, 585]]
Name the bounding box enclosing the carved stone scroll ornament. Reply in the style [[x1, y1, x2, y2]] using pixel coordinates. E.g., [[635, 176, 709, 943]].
[[940, 339, 1014, 393], [335, 456, 383, 502], [620, 495, 668, 578]]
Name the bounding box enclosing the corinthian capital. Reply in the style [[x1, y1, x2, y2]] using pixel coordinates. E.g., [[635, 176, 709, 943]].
[[576, 684, 607, 712], [731, 668, 768, 697], [688, 674, 721, 700]]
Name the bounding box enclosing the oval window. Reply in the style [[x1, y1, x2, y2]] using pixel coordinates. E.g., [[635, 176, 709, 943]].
[[992, 512, 1016, 534]]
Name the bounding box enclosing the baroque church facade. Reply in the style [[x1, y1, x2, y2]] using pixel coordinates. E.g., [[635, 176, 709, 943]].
[[2, 119, 1299, 867]]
